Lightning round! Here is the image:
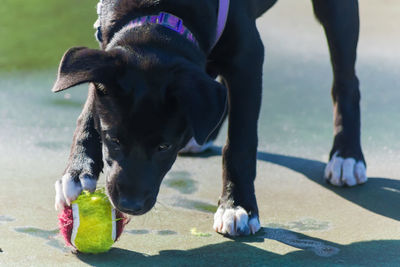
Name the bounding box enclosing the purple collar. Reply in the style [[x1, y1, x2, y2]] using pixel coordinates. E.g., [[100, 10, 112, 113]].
[[124, 0, 230, 53], [127, 12, 198, 46]]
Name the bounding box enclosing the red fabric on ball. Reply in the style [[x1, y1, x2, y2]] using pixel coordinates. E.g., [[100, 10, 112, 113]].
[[115, 210, 130, 241], [58, 206, 74, 246]]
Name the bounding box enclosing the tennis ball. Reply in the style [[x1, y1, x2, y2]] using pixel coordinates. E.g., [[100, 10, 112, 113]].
[[58, 188, 129, 254]]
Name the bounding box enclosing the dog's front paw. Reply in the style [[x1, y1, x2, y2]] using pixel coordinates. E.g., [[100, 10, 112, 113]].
[[324, 151, 367, 186], [54, 172, 97, 210], [213, 206, 260, 236]]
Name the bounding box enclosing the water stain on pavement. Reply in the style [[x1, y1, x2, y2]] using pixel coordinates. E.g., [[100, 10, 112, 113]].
[[126, 229, 177, 235], [126, 229, 150, 235], [157, 230, 177, 236], [0, 215, 15, 224], [172, 198, 217, 213], [14, 227, 70, 252], [265, 218, 330, 232], [164, 171, 197, 194]]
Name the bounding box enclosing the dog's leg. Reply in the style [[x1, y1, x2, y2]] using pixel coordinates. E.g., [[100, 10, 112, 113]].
[[55, 85, 103, 210], [213, 25, 264, 236], [312, 0, 367, 186]]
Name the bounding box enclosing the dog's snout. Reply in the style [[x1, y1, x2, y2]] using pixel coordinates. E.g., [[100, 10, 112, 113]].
[[116, 195, 155, 215], [118, 197, 145, 214], [108, 168, 161, 215]]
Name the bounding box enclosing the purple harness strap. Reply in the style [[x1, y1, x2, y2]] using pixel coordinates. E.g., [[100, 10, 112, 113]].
[[213, 0, 230, 50], [124, 0, 230, 53]]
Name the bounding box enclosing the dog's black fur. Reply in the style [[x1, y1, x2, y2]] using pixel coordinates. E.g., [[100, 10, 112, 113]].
[[53, 0, 365, 234]]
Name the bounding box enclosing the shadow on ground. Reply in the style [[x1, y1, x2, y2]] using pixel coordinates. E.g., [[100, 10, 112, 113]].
[[76, 149, 400, 265], [182, 147, 400, 222], [11, 148, 399, 265], [76, 228, 400, 266]]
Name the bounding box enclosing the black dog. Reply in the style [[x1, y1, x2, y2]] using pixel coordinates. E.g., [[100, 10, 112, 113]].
[[54, 0, 366, 236]]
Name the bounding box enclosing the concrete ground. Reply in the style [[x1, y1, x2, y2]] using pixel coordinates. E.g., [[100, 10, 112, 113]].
[[1, 0, 399, 266]]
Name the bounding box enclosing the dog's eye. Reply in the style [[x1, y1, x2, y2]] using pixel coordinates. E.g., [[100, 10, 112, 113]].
[[158, 143, 172, 152], [110, 138, 120, 146]]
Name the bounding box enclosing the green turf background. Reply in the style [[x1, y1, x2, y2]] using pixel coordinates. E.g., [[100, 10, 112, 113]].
[[0, 0, 98, 71]]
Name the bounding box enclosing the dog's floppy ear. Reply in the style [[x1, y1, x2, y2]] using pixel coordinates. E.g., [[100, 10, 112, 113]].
[[52, 47, 126, 92], [175, 66, 227, 145]]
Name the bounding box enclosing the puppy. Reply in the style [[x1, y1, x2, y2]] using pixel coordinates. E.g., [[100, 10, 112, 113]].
[[54, 0, 366, 236]]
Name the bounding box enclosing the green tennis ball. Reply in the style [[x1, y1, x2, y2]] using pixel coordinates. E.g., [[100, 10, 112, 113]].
[[58, 188, 128, 254]]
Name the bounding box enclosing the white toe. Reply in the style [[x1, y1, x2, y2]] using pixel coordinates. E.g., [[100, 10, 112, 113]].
[[213, 207, 224, 232], [355, 162, 367, 184], [80, 174, 97, 192], [249, 217, 261, 234], [234, 208, 249, 235], [62, 173, 82, 205], [342, 158, 357, 186], [324, 158, 333, 180], [221, 208, 236, 235], [330, 156, 344, 186], [55, 180, 66, 211]]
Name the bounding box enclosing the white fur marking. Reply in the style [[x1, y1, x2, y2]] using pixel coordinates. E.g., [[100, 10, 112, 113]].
[[325, 152, 368, 187], [62, 173, 82, 205], [80, 175, 97, 192], [96, 2, 102, 15], [55, 180, 66, 211], [214, 206, 255, 236]]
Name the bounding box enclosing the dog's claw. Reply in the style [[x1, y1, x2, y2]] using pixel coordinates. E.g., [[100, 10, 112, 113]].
[[213, 206, 259, 236], [249, 217, 261, 234], [324, 152, 367, 187]]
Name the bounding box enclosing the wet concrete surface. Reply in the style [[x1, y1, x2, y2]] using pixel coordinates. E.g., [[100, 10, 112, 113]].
[[1, 0, 400, 266]]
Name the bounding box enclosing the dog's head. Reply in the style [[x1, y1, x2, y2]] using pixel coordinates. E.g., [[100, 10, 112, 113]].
[[53, 46, 226, 215]]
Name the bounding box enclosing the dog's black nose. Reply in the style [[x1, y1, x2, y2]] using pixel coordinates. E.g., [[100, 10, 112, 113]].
[[117, 196, 154, 215]]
